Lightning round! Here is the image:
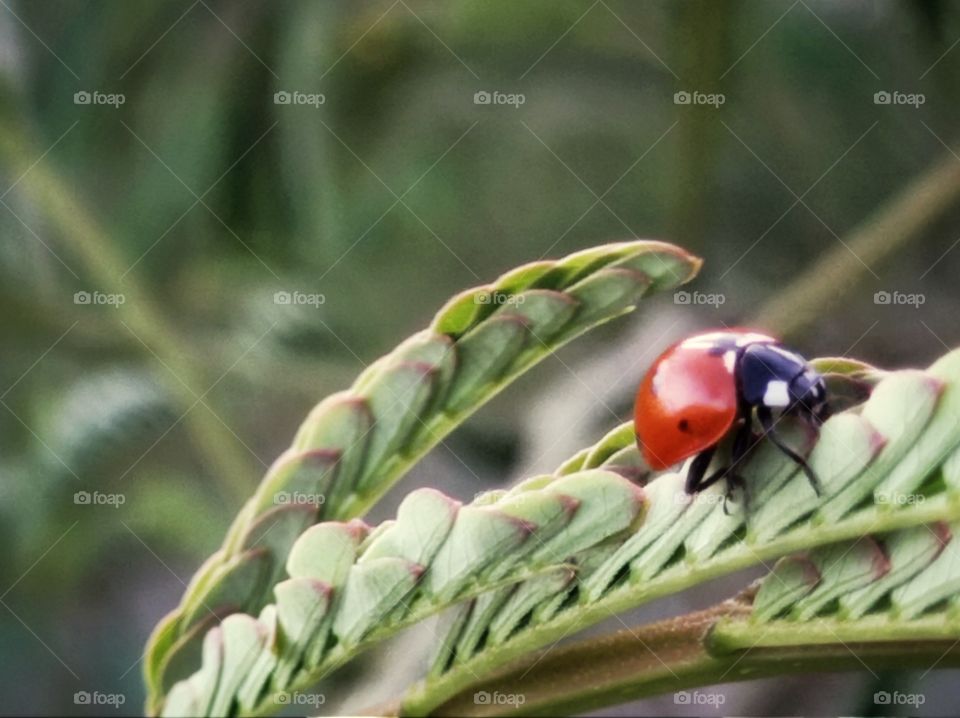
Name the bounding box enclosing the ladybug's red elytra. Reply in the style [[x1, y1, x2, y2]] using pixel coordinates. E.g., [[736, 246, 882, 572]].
[[634, 329, 827, 499]]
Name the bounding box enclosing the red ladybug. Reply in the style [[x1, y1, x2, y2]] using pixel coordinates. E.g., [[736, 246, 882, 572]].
[[635, 330, 826, 498]]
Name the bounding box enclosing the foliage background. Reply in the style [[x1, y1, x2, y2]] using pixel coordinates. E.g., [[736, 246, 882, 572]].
[[1, 1, 959, 715]]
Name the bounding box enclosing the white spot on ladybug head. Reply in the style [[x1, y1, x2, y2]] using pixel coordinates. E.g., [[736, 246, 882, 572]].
[[762, 380, 791, 408], [723, 350, 736, 373]]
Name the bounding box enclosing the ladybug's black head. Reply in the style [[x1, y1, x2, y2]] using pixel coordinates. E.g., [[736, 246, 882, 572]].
[[788, 366, 829, 422], [737, 343, 828, 422]]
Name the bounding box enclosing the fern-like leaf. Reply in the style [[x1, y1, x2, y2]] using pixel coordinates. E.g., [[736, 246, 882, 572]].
[[144, 240, 700, 710], [400, 348, 960, 714], [442, 522, 960, 716], [157, 347, 960, 717]]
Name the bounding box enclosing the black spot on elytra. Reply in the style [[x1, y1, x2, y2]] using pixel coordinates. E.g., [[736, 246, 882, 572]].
[[677, 419, 690, 432]]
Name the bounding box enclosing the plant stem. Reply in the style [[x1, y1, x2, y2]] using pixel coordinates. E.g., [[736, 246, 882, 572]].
[[398, 494, 960, 716], [418, 601, 960, 717]]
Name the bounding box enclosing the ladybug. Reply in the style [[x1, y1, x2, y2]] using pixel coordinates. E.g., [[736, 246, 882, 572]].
[[634, 330, 827, 500]]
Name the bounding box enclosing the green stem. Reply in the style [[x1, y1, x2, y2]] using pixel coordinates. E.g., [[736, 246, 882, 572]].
[[417, 601, 960, 717], [712, 613, 960, 649], [399, 494, 960, 716]]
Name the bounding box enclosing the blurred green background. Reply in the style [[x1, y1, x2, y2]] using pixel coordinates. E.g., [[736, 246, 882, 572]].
[[2, 1, 960, 715]]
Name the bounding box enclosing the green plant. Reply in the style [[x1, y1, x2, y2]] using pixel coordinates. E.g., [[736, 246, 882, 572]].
[[146, 242, 960, 717], [144, 239, 700, 712]]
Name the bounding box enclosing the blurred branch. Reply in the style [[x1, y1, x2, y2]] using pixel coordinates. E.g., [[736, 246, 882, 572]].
[[750, 144, 960, 338], [0, 120, 256, 502]]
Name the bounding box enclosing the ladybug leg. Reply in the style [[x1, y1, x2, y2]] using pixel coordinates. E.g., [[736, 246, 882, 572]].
[[694, 467, 747, 515], [728, 416, 754, 474], [757, 405, 823, 495], [688, 420, 754, 507], [684, 446, 716, 494], [724, 419, 755, 514]]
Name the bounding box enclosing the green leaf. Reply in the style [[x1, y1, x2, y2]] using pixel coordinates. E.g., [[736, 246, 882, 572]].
[[285, 521, 366, 583], [840, 524, 949, 619], [789, 538, 888, 620], [181, 549, 270, 633], [442, 316, 529, 413], [236, 606, 279, 712], [397, 348, 960, 717], [158, 342, 960, 716], [332, 558, 423, 645], [425, 506, 534, 603], [208, 615, 266, 717], [892, 524, 960, 618], [273, 579, 332, 687], [355, 363, 438, 491], [818, 370, 943, 523], [141, 240, 708, 711], [751, 555, 821, 621], [360, 489, 460, 565]]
